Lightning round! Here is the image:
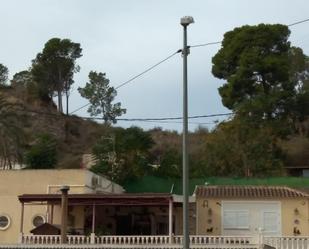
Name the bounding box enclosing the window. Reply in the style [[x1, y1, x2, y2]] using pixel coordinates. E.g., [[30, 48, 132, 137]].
[[223, 210, 249, 229], [263, 211, 279, 233], [33, 215, 45, 227], [0, 215, 10, 230]]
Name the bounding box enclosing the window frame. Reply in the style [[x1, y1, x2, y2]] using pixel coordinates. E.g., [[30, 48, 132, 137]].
[[223, 210, 249, 230], [0, 214, 11, 231], [32, 215, 45, 228]]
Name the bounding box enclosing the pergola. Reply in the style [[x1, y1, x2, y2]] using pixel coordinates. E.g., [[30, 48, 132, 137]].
[[18, 193, 174, 238]]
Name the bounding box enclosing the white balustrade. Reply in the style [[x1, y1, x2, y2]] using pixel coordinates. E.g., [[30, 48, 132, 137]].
[[22, 235, 61, 244], [20, 234, 309, 248], [264, 236, 309, 249]]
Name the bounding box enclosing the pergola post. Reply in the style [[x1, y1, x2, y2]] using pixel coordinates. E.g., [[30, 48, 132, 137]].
[[169, 198, 173, 243], [50, 204, 54, 224], [90, 203, 96, 244], [60, 186, 70, 244], [18, 202, 24, 243]]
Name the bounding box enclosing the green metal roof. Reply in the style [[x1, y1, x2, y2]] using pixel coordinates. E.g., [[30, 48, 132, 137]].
[[123, 176, 309, 195]]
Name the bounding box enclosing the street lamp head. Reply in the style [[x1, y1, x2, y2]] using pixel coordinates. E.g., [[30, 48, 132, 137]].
[[180, 16, 194, 26]]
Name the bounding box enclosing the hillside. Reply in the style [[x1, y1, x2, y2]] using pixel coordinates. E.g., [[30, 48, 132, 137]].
[[0, 84, 308, 177], [0, 85, 106, 169]]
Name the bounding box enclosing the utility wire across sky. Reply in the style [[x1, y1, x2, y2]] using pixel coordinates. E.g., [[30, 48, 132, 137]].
[[69, 17, 309, 117]]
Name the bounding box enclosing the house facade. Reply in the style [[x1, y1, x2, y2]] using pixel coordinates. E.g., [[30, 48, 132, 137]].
[[0, 169, 196, 244], [0, 169, 124, 244], [195, 185, 309, 237], [0, 169, 309, 245]]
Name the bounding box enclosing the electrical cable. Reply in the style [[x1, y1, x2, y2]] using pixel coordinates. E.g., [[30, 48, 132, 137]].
[[69, 50, 181, 115], [69, 17, 309, 116], [190, 17, 309, 48], [288, 18, 309, 27]]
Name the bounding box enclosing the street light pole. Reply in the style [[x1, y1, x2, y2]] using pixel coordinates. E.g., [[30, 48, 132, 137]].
[[180, 16, 194, 249]]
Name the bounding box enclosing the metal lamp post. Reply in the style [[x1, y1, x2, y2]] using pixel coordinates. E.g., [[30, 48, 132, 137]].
[[180, 16, 194, 249]]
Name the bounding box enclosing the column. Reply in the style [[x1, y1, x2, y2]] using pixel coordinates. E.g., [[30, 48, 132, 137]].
[[60, 185, 70, 244], [90, 203, 96, 244], [50, 204, 54, 224], [169, 198, 173, 243], [18, 202, 24, 243]]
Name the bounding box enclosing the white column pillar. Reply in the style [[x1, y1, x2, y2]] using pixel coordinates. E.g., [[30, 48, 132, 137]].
[[91, 203, 96, 244], [169, 198, 173, 243]]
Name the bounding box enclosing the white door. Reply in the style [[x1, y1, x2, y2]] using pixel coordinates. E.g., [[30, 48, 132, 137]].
[[262, 211, 281, 236]]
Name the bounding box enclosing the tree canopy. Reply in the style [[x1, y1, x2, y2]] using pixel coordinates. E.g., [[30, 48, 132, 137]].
[[212, 24, 303, 122], [91, 127, 153, 183], [31, 38, 82, 113], [0, 64, 8, 86], [78, 71, 126, 124]]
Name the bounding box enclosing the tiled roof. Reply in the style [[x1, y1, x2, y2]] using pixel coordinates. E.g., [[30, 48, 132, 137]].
[[194, 185, 309, 198]]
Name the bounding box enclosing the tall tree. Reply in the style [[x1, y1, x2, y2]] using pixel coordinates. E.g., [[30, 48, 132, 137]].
[[212, 24, 295, 122], [212, 24, 309, 137], [0, 64, 8, 86], [78, 71, 126, 124], [31, 38, 82, 113], [91, 127, 153, 183]]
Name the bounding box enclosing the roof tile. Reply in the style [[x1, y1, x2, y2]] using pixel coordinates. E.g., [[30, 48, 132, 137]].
[[194, 185, 308, 199]]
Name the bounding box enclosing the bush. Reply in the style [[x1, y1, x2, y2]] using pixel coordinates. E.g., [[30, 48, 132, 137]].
[[25, 134, 58, 169]]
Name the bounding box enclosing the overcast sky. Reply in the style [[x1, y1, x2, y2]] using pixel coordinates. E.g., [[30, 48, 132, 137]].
[[1, 0, 309, 131]]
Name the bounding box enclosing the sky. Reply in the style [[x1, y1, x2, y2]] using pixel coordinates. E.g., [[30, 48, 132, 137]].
[[1, 0, 309, 132]]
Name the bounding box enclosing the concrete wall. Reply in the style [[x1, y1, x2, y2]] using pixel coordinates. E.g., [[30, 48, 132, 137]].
[[281, 199, 309, 236], [0, 169, 124, 244], [196, 197, 309, 236]]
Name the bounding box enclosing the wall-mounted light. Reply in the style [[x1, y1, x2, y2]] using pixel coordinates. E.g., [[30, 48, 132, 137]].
[[208, 208, 212, 216], [202, 200, 208, 208]]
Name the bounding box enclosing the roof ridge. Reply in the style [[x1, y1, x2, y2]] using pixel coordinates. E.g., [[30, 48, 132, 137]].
[[194, 185, 309, 198]]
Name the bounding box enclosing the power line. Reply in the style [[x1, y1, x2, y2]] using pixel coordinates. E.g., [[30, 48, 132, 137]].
[[69, 50, 181, 115], [22, 108, 232, 122], [190, 17, 309, 48], [190, 41, 221, 48], [82, 112, 232, 121], [116, 120, 216, 125], [69, 17, 309, 115], [288, 18, 309, 27], [114, 51, 180, 90], [117, 113, 232, 121]]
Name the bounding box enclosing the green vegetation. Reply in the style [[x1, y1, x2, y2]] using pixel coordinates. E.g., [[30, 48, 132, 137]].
[[31, 38, 82, 114], [0, 24, 308, 182], [209, 24, 309, 177], [0, 64, 8, 86], [124, 176, 309, 195], [91, 126, 153, 183], [78, 71, 126, 124], [25, 134, 58, 169], [0, 96, 24, 169]]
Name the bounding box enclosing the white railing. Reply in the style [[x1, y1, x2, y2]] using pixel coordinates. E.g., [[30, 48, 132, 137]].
[[67, 235, 91, 244], [21, 234, 256, 246], [22, 235, 61, 244], [264, 236, 309, 249], [95, 235, 170, 244], [174, 235, 253, 245]]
